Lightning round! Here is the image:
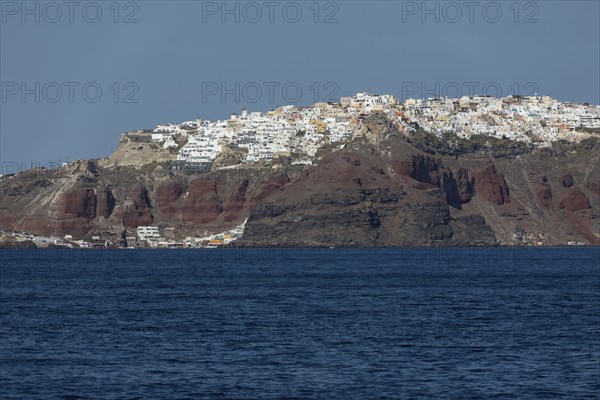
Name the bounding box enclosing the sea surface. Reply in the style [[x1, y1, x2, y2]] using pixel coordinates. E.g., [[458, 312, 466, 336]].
[[1, 248, 599, 399]]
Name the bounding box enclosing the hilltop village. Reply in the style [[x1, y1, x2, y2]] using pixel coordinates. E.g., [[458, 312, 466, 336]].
[[126, 92, 600, 172]]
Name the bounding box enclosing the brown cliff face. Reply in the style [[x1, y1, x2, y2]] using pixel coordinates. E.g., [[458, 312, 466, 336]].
[[456, 168, 475, 204], [250, 174, 290, 203], [96, 189, 116, 219], [560, 188, 590, 211], [60, 189, 97, 219], [181, 178, 222, 225], [475, 165, 511, 205], [155, 181, 185, 220], [240, 143, 496, 247], [221, 180, 249, 222], [398, 154, 474, 208], [43, 187, 115, 236], [119, 186, 154, 228], [49, 189, 97, 237]]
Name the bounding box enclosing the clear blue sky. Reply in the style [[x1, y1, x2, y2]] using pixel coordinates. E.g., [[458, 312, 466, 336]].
[[1, 0, 599, 168]]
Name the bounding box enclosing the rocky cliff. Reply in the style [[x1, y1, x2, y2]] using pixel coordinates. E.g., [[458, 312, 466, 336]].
[[239, 135, 599, 247], [0, 159, 298, 240], [1, 118, 599, 247]]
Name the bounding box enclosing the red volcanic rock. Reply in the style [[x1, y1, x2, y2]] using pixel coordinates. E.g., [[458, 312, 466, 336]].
[[536, 187, 553, 207], [251, 174, 290, 203], [156, 181, 185, 219], [50, 187, 105, 236], [559, 173, 574, 188], [96, 189, 116, 218], [559, 188, 590, 211], [120, 186, 153, 227], [181, 178, 223, 225], [397, 155, 473, 207], [222, 179, 250, 222], [475, 164, 511, 205], [60, 189, 97, 219], [176, 174, 290, 227], [222, 179, 249, 211]]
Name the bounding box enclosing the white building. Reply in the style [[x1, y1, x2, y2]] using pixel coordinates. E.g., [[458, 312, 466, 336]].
[[137, 226, 160, 241]]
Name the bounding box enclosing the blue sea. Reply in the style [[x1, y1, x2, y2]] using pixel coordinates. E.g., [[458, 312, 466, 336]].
[[1, 248, 599, 399]]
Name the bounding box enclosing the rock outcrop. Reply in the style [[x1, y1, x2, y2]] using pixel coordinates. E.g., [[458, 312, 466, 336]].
[[475, 164, 511, 205], [537, 187, 553, 207], [119, 186, 154, 228], [397, 155, 474, 209], [560, 188, 590, 211]]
